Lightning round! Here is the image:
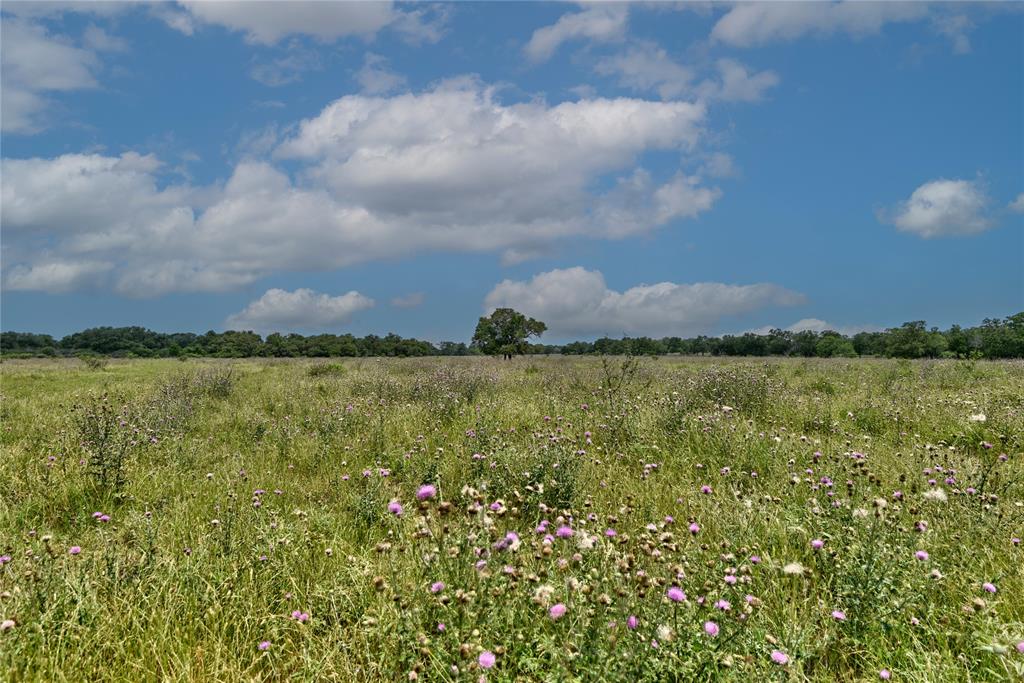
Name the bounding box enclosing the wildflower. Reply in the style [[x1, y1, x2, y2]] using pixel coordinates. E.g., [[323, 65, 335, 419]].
[[437, 622, 445, 632], [667, 587, 686, 602], [478, 651, 496, 669], [291, 610, 310, 623], [771, 650, 790, 665], [701, 485, 713, 494], [715, 599, 731, 611], [627, 615, 638, 630], [549, 603, 567, 620], [388, 500, 404, 516], [923, 488, 948, 503], [430, 581, 445, 594], [1017, 641, 1024, 653], [915, 550, 929, 561], [689, 523, 700, 535], [555, 526, 573, 538], [656, 624, 674, 642], [723, 575, 737, 585], [416, 484, 437, 501], [749, 555, 761, 564], [782, 562, 805, 576], [982, 582, 997, 594], [811, 539, 824, 550], [258, 641, 270, 651], [879, 670, 891, 680], [704, 621, 719, 636], [69, 546, 81, 555], [605, 528, 617, 537], [831, 610, 846, 621]]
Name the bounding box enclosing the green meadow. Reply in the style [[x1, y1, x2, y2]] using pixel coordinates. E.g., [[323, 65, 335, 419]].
[[1, 357, 1022, 681]]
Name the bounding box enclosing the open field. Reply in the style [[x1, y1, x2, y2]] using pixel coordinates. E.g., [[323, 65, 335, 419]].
[[1, 356, 1022, 681]]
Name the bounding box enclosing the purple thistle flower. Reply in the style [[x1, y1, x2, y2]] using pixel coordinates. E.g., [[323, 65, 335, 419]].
[[771, 650, 789, 665], [627, 615, 638, 630], [811, 539, 824, 550], [555, 526, 573, 538], [549, 603, 567, 620], [478, 651, 496, 669], [915, 550, 929, 561], [704, 621, 719, 636], [68, 546, 81, 555], [689, 523, 700, 535], [416, 484, 437, 501], [430, 581, 445, 594], [387, 500, 403, 516], [982, 582, 997, 593], [667, 587, 686, 602], [831, 610, 846, 621], [258, 641, 270, 651], [879, 670, 891, 680]]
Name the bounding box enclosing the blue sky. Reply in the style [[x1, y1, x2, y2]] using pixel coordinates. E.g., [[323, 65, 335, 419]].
[[1, 1, 1021, 343]]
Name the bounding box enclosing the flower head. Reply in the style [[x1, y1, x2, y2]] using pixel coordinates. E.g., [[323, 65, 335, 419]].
[[387, 500, 403, 516], [704, 621, 719, 637], [771, 650, 789, 665], [478, 651, 496, 669], [549, 603, 567, 620], [258, 641, 271, 651], [416, 484, 437, 501], [667, 587, 686, 602], [68, 546, 81, 556]]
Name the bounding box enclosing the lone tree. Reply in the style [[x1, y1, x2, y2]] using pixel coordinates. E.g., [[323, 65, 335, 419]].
[[472, 308, 547, 359]]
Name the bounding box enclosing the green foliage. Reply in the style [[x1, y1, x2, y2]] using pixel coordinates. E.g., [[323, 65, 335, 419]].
[[471, 307, 548, 358], [2, 312, 1023, 359]]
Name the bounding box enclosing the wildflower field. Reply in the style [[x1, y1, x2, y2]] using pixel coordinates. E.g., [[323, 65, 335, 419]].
[[1, 356, 1022, 682]]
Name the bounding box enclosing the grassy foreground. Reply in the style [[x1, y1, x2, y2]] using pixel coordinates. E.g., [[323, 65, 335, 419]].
[[1, 356, 1022, 681]]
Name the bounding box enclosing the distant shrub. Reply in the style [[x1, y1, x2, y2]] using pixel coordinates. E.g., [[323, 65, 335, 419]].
[[307, 362, 346, 378], [78, 354, 109, 371]]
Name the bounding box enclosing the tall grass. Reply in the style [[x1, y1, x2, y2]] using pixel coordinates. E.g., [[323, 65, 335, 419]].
[[0, 357, 1021, 681]]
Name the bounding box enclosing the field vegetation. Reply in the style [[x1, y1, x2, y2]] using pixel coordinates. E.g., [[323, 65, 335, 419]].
[[1, 356, 1022, 681]]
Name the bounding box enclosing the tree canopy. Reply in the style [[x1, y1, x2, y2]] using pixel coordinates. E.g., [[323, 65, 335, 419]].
[[471, 308, 547, 358]]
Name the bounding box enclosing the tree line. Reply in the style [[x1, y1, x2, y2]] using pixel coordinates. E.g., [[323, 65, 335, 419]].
[[2, 312, 1021, 359]]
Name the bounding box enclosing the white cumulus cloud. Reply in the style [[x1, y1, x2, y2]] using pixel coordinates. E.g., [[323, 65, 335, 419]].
[[0, 17, 101, 133], [711, 2, 929, 47], [524, 4, 629, 63], [2, 80, 721, 296], [225, 288, 374, 332], [173, 1, 444, 45], [1008, 193, 1024, 214], [484, 267, 805, 339], [881, 178, 993, 238]]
